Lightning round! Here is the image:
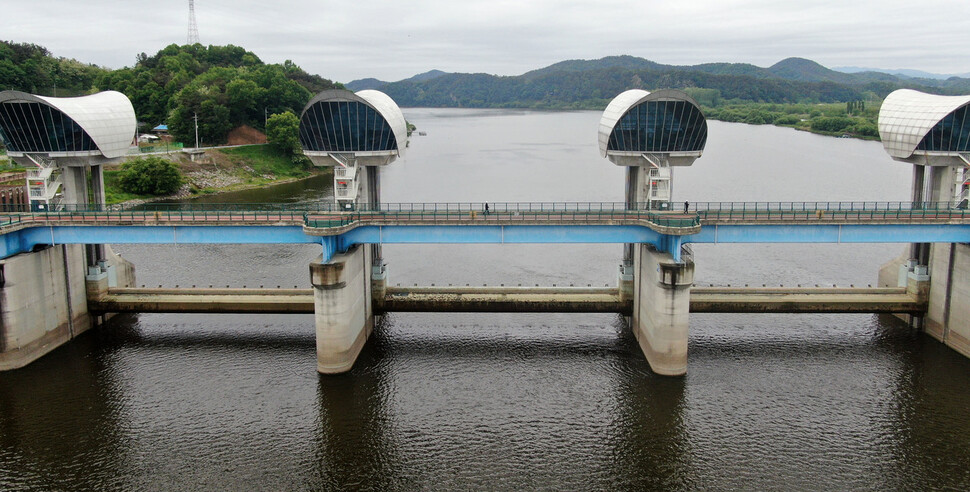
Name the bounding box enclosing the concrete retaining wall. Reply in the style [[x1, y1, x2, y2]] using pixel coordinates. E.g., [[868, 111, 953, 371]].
[[880, 244, 970, 359], [0, 245, 90, 370], [925, 243, 970, 358]]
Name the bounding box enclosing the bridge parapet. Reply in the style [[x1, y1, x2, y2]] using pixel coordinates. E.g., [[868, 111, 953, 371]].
[[691, 201, 970, 224], [3, 202, 970, 249], [0, 202, 703, 236]]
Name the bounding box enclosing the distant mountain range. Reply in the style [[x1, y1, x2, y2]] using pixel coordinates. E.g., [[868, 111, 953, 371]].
[[345, 56, 970, 109], [833, 67, 970, 80]]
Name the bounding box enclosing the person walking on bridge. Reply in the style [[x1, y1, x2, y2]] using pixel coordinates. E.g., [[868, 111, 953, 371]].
[[484, 202, 490, 215], [684, 201, 689, 214]]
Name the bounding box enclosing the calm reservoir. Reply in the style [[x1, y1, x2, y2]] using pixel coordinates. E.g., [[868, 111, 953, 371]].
[[1, 109, 969, 490]]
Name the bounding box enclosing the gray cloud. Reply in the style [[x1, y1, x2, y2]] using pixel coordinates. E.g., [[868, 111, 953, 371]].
[[5, 0, 969, 83]]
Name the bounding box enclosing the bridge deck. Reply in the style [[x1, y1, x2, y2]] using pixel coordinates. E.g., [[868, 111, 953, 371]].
[[3, 202, 969, 260], [3, 201, 969, 233]]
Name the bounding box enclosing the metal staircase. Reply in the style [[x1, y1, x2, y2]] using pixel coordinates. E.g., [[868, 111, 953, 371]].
[[23, 154, 61, 209], [642, 153, 671, 210], [330, 153, 360, 207]]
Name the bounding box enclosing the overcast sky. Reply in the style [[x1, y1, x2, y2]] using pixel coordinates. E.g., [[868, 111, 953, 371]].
[[6, 0, 970, 83]]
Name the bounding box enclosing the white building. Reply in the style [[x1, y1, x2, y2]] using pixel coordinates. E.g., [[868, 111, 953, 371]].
[[299, 89, 407, 207], [0, 90, 136, 208], [599, 89, 708, 210]]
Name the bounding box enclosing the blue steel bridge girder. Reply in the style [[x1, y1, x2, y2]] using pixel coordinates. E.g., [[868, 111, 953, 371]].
[[658, 234, 684, 262], [686, 223, 970, 244], [2, 223, 970, 261]]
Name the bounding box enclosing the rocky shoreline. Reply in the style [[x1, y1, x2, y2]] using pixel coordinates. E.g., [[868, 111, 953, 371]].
[[111, 166, 326, 209]]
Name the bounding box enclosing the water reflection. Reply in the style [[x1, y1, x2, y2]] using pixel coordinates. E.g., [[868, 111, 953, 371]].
[[312, 318, 396, 490], [882, 319, 970, 490], [0, 329, 126, 490], [610, 325, 691, 490]]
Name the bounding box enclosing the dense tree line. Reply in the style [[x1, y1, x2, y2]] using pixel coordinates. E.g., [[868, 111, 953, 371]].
[[97, 44, 340, 144], [1, 42, 341, 145], [0, 40, 107, 96], [380, 67, 871, 109]]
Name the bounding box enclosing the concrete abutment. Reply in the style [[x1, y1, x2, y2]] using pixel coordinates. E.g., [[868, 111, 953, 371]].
[[0, 244, 136, 371], [0, 245, 90, 370], [878, 243, 969, 359], [924, 243, 970, 358]]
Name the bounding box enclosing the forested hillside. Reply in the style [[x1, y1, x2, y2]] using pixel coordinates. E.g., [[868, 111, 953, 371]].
[[357, 55, 970, 109], [0, 41, 106, 97], [0, 41, 341, 145]]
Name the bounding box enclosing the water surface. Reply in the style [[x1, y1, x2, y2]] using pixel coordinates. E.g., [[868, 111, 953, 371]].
[[1, 110, 969, 490]]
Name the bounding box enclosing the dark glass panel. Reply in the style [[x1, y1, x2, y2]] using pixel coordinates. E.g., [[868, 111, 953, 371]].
[[299, 101, 398, 152], [607, 100, 707, 153], [917, 105, 970, 153], [0, 102, 96, 153]]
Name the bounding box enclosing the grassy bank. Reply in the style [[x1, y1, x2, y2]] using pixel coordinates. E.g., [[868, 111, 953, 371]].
[[454, 95, 883, 140], [700, 101, 880, 139], [104, 144, 322, 205]]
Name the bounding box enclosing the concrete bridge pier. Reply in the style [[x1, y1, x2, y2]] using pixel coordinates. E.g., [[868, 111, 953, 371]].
[[310, 245, 373, 374], [632, 243, 694, 376]]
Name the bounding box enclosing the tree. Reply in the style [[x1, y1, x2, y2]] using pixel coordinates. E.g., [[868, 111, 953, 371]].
[[265, 111, 302, 155], [118, 157, 183, 195]]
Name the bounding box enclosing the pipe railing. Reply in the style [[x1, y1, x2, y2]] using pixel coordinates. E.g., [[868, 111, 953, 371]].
[[690, 201, 970, 221], [1, 201, 969, 230]]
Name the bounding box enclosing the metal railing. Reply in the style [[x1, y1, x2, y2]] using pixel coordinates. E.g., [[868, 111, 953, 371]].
[[1, 201, 969, 230], [304, 208, 699, 229], [0, 202, 700, 230], [688, 201, 970, 221]]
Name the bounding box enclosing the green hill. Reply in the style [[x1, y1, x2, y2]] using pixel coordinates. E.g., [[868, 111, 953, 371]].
[[376, 55, 970, 109], [0, 42, 342, 145]]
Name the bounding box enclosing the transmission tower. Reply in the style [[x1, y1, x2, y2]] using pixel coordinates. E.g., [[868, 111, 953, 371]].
[[187, 0, 200, 44]]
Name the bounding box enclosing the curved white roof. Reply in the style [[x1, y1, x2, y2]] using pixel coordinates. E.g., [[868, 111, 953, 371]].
[[598, 89, 706, 158], [302, 89, 407, 157], [878, 89, 970, 159], [0, 90, 135, 158]]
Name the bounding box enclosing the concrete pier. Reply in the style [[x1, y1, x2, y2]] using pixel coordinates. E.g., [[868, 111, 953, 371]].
[[632, 244, 694, 376], [310, 245, 373, 374]]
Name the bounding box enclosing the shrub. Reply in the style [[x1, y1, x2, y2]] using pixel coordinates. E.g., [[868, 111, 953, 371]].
[[773, 115, 801, 125], [810, 116, 854, 133], [851, 122, 879, 137], [118, 157, 183, 195]]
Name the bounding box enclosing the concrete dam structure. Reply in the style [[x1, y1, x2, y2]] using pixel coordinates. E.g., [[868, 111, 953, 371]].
[[0, 88, 969, 376], [0, 90, 137, 370]]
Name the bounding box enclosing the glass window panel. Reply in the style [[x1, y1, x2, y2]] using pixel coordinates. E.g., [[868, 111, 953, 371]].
[[917, 105, 970, 152], [607, 100, 707, 153], [297, 101, 398, 152], [0, 102, 96, 153], [15, 103, 41, 151]]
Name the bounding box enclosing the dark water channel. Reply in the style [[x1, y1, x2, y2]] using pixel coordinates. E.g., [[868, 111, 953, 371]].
[[1, 110, 969, 490]]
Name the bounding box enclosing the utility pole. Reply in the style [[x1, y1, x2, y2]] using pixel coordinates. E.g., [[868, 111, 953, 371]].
[[194, 112, 199, 148]]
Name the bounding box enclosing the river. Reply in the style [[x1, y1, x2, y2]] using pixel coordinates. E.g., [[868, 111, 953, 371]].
[[1, 109, 969, 490]]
